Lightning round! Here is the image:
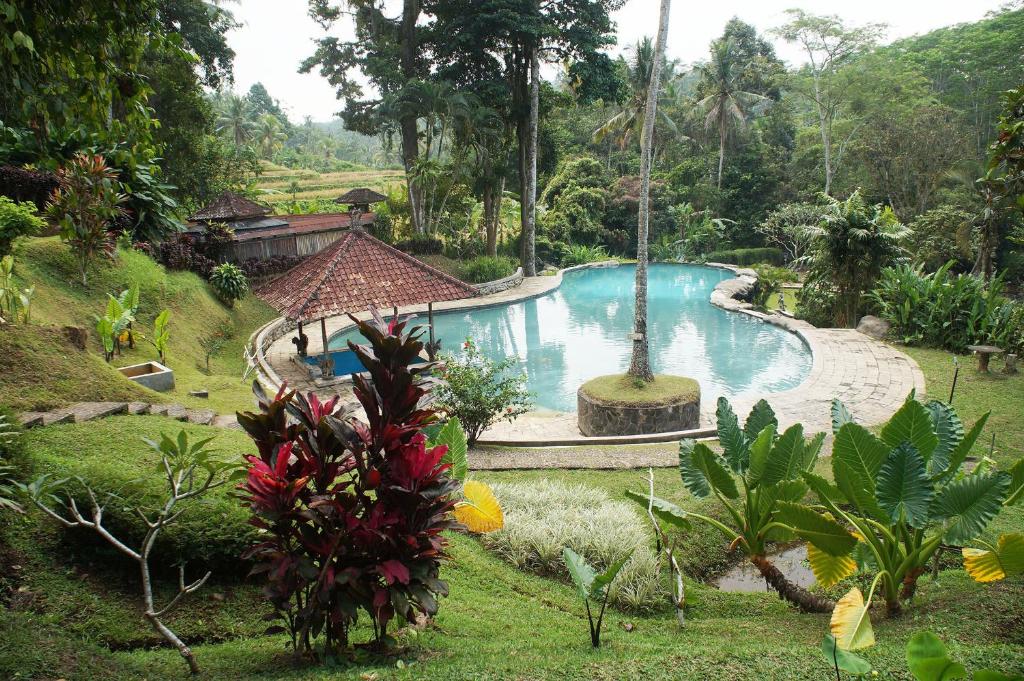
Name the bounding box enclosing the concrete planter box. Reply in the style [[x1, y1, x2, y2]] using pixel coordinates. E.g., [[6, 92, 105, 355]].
[[119, 361, 175, 392]]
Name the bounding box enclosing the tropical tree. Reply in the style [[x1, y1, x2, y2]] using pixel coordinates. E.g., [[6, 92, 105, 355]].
[[801, 191, 907, 327], [781, 395, 1024, 616], [254, 113, 286, 159], [695, 38, 768, 188], [627, 397, 834, 613], [628, 0, 671, 382], [592, 38, 679, 151], [215, 93, 256, 148], [773, 10, 885, 195]]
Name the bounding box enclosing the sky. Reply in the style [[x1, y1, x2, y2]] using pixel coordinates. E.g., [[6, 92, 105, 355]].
[[225, 0, 1009, 122]]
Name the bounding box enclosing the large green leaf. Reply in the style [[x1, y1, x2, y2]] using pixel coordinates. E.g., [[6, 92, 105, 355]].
[[938, 412, 990, 481], [925, 401, 964, 476], [802, 471, 844, 506], [821, 633, 872, 676], [776, 502, 858, 556], [679, 439, 711, 498], [803, 432, 827, 470], [745, 424, 776, 489], [833, 423, 889, 485], [831, 587, 875, 651], [834, 459, 889, 522], [831, 398, 856, 434], [624, 490, 692, 531], [756, 479, 808, 526], [761, 423, 806, 487], [905, 631, 967, 681], [562, 547, 596, 602], [1005, 459, 1024, 506], [931, 472, 1010, 544], [876, 443, 934, 529], [716, 397, 749, 475], [691, 442, 739, 499], [881, 397, 939, 463], [590, 551, 632, 600], [433, 418, 468, 482], [962, 533, 1024, 583], [744, 399, 778, 441]]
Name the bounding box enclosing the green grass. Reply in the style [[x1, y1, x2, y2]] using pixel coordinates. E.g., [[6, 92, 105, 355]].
[[1, 343, 1023, 679], [580, 374, 700, 407], [255, 162, 404, 206], [2, 237, 278, 415]]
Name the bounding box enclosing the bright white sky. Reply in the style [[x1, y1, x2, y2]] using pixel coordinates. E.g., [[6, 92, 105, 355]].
[[226, 0, 1007, 122]]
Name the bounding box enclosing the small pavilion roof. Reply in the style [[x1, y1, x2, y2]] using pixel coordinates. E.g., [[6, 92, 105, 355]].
[[189, 191, 271, 221], [334, 187, 387, 205], [256, 229, 477, 321]]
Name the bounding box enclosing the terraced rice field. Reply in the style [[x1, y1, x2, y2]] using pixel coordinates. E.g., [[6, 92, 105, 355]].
[[255, 161, 404, 206]]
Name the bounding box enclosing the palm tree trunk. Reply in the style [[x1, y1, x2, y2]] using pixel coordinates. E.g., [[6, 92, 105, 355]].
[[627, 0, 671, 382], [400, 0, 424, 234], [522, 47, 539, 277], [717, 124, 726, 189], [750, 555, 835, 613]]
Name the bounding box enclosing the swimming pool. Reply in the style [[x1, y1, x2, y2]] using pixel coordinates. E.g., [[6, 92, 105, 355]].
[[329, 263, 812, 412]]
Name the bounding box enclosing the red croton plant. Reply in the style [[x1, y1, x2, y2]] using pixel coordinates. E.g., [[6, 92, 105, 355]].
[[237, 310, 461, 657]]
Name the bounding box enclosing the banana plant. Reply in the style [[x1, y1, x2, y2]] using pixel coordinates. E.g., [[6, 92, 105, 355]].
[[94, 283, 140, 361], [148, 309, 171, 364], [627, 397, 835, 612], [779, 394, 1024, 617]]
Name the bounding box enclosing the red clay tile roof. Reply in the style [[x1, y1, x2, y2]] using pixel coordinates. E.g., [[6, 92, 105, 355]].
[[257, 229, 477, 321], [189, 191, 270, 221]]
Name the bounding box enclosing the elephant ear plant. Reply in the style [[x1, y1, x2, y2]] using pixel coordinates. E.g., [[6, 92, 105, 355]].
[[780, 393, 1024, 617], [562, 547, 633, 647], [629, 397, 834, 612]]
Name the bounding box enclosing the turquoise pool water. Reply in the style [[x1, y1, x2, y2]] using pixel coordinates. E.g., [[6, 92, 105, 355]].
[[329, 263, 812, 412]]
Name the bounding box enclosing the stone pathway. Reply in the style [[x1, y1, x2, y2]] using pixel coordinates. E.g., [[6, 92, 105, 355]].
[[17, 402, 217, 429]]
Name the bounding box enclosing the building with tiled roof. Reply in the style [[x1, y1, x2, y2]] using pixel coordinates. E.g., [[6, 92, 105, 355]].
[[257, 228, 477, 322], [189, 191, 271, 222]]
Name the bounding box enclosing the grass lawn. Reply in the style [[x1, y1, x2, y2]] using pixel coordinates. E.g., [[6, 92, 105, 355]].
[[1, 344, 1022, 679], [2, 237, 278, 415]]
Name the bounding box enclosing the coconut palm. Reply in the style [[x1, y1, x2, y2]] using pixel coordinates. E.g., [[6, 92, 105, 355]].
[[628, 0, 672, 382], [216, 94, 256, 148], [255, 113, 286, 159], [593, 37, 680, 151], [695, 38, 768, 188]]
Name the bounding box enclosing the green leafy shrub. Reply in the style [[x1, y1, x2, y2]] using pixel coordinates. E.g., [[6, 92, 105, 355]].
[[796, 279, 839, 328], [483, 480, 666, 612], [705, 247, 784, 266], [751, 264, 798, 309], [869, 262, 1021, 352], [459, 255, 517, 284], [396, 234, 443, 255], [434, 339, 532, 445], [780, 395, 1023, 616], [561, 243, 610, 267], [0, 195, 44, 257], [208, 262, 248, 307], [648, 234, 684, 262], [0, 405, 25, 464], [0, 255, 34, 324], [906, 204, 975, 272]]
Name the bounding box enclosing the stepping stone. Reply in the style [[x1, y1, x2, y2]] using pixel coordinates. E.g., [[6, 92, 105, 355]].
[[165, 404, 188, 421], [185, 409, 215, 426], [148, 404, 170, 416], [67, 402, 128, 423], [41, 410, 75, 426], [211, 415, 241, 430], [127, 402, 150, 415], [17, 412, 45, 429]]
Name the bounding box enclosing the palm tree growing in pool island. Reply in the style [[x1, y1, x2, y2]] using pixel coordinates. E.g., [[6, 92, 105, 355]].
[[627, 0, 672, 383]]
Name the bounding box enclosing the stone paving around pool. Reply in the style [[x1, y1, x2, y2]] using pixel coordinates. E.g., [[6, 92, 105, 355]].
[[258, 263, 926, 450]]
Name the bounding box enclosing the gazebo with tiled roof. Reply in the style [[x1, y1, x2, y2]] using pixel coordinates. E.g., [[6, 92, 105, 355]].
[[335, 187, 387, 212], [256, 228, 477, 369], [189, 191, 271, 222]]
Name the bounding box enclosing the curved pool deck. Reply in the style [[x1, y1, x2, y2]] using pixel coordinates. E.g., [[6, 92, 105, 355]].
[[262, 262, 925, 446]]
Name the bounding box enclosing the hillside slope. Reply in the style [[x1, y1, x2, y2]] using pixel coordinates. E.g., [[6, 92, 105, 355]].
[[1, 237, 278, 415]]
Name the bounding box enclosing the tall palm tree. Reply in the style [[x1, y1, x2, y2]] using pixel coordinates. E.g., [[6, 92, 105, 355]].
[[216, 94, 255, 148], [628, 0, 672, 382], [695, 39, 767, 188], [593, 38, 679, 151], [255, 113, 286, 159]]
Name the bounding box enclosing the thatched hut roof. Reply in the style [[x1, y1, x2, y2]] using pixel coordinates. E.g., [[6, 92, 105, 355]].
[[189, 191, 270, 221]]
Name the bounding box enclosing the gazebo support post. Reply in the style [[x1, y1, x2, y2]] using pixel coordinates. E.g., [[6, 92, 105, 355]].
[[320, 317, 330, 376], [428, 302, 435, 350]]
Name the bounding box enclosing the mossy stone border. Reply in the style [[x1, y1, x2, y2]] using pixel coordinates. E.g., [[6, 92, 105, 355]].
[[577, 375, 701, 437]]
